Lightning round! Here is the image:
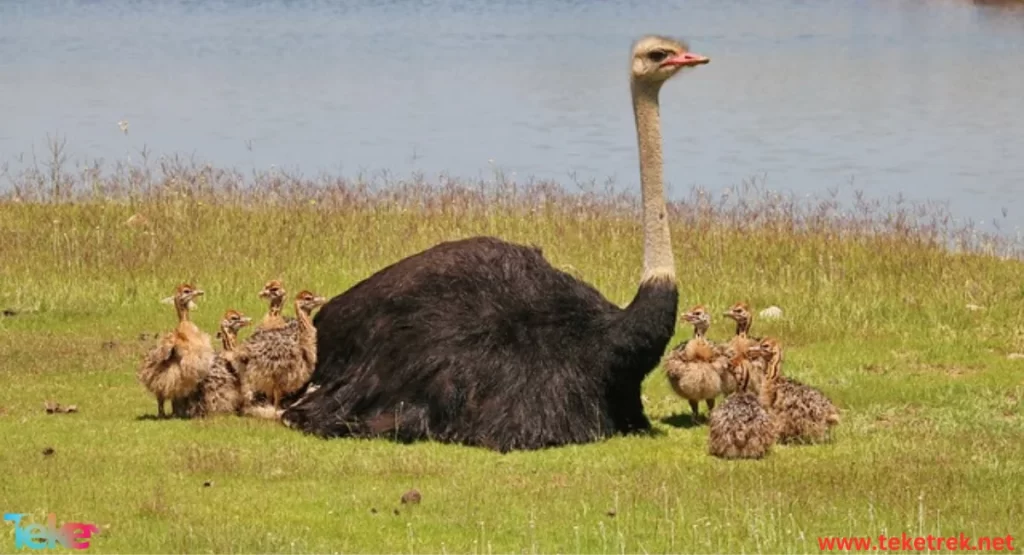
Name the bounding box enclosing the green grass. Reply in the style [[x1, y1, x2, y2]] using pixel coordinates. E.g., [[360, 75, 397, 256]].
[[1, 156, 1023, 553]]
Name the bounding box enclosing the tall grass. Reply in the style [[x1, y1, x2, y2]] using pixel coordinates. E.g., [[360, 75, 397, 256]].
[[1, 145, 1022, 553], [2, 144, 1022, 346]]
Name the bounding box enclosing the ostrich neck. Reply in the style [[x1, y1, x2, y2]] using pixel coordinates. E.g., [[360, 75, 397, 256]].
[[693, 323, 708, 339], [732, 358, 749, 392], [735, 319, 749, 338], [767, 354, 781, 381], [175, 301, 190, 323], [631, 81, 675, 283], [220, 328, 237, 352], [268, 297, 284, 318], [295, 304, 315, 337]]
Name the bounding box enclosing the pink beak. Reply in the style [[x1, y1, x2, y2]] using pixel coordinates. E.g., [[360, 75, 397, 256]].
[[662, 52, 710, 68]]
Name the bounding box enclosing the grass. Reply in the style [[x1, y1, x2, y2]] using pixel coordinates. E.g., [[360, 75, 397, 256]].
[[1, 149, 1023, 553]]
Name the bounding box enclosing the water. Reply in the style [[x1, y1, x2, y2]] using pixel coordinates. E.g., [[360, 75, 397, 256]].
[[1, 0, 1022, 230]]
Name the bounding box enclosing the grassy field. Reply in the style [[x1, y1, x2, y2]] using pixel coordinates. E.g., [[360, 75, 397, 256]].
[[1, 156, 1023, 553]]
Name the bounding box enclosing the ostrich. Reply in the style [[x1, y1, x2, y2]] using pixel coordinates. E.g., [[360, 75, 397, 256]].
[[707, 344, 776, 460], [756, 337, 840, 444], [137, 284, 214, 418], [281, 36, 711, 452], [179, 309, 252, 418], [238, 290, 326, 414], [662, 305, 730, 422], [724, 302, 766, 393]]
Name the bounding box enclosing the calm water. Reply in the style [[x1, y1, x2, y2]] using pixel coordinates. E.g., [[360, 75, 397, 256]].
[[1, 0, 1022, 229]]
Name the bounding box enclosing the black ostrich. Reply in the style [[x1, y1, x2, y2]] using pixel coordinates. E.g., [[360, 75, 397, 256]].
[[282, 36, 711, 452]]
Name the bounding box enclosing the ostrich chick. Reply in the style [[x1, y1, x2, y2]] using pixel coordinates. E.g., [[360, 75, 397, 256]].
[[723, 302, 766, 394], [257, 280, 292, 330], [239, 290, 326, 414], [180, 309, 252, 418], [137, 284, 214, 418], [707, 345, 777, 459], [756, 337, 840, 444], [662, 305, 729, 422]]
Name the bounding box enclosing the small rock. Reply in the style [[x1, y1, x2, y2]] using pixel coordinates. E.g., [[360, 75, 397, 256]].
[[606, 509, 617, 518], [1008, 353, 1024, 360], [393, 509, 400, 516], [44, 401, 60, 414], [759, 306, 784, 320], [62, 405, 78, 414], [370, 508, 378, 514], [203, 481, 213, 487], [965, 304, 985, 312], [1, 309, 17, 317], [42, 447, 55, 457], [401, 489, 422, 505]]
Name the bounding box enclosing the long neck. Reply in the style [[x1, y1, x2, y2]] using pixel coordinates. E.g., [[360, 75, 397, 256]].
[[767, 353, 781, 381], [631, 81, 675, 283], [614, 80, 680, 376], [731, 356, 749, 392], [760, 354, 780, 407], [268, 296, 284, 319], [175, 301, 190, 323], [735, 318, 749, 338], [693, 322, 707, 339], [220, 328, 238, 351], [295, 303, 314, 335]]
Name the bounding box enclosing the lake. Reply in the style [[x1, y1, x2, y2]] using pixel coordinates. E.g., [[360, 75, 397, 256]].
[[1, 0, 1021, 233]]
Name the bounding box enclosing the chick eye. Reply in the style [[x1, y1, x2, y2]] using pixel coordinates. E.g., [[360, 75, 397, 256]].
[[647, 50, 669, 63]]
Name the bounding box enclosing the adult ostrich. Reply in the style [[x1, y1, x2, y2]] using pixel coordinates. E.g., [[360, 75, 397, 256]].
[[282, 36, 710, 452]]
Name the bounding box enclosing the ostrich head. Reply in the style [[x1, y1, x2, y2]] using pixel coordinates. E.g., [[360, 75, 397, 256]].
[[220, 309, 252, 333], [630, 36, 709, 87], [259, 280, 286, 302], [682, 304, 711, 336], [294, 290, 327, 314], [168, 283, 203, 311], [723, 302, 753, 331]]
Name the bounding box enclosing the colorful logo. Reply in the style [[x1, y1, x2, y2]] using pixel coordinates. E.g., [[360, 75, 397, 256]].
[[3, 513, 98, 551]]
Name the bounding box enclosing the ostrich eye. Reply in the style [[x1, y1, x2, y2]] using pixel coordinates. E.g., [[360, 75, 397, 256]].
[[647, 50, 669, 63]]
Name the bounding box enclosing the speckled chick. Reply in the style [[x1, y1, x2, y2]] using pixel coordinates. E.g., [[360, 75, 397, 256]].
[[723, 301, 766, 394], [708, 345, 777, 460], [756, 337, 840, 444], [237, 290, 326, 414], [180, 309, 252, 418], [137, 284, 214, 418], [663, 305, 730, 421]]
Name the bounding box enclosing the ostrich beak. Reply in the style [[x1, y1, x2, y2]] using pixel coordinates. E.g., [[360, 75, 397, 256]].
[[240, 317, 252, 326], [663, 52, 709, 68]]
